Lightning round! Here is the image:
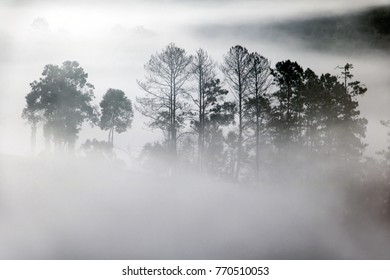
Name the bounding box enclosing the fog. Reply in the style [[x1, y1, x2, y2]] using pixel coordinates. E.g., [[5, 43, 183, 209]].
[[0, 155, 389, 259], [0, 0, 390, 259]]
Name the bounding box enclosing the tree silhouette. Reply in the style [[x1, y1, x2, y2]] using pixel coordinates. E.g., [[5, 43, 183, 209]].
[[300, 68, 324, 150], [246, 52, 272, 180], [379, 120, 390, 185], [221, 45, 252, 180], [191, 48, 216, 173], [22, 93, 44, 154], [80, 138, 113, 160], [137, 43, 193, 157], [270, 60, 304, 147], [22, 61, 97, 153], [318, 72, 367, 160], [99, 88, 134, 146], [196, 78, 235, 175]]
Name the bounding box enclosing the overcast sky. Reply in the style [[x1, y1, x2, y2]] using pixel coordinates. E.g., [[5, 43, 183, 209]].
[[0, 0, 389, 156]]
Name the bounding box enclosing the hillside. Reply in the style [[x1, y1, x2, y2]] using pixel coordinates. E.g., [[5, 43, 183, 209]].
[[268, 5, 390, 53]]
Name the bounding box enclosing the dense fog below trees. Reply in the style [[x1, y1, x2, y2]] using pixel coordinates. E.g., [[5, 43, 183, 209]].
[[0, 154, 389, 259]]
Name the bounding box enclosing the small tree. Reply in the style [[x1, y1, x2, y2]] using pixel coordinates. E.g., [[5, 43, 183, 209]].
[[99, 88, 134, 146]]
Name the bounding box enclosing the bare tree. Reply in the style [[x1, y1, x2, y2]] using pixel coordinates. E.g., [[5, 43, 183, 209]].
[[191, 48, 216, 173], [137, 43, 193, 157], [220, 45, 252, 180]]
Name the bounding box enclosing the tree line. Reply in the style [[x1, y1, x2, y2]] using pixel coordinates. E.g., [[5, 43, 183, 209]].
[[22, 43, 379, 184], [136, 43, 368, 183]]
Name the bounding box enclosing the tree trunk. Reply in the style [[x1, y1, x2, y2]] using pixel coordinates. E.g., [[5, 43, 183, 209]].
[[68, 138, 75, 154], [198, 70, 205, 174], [172, 83, 177, 157], [256, 107, 260, 183], [31, 124, 37, 155], [111, 128, 114, 146], [235, 73, 243, 181]]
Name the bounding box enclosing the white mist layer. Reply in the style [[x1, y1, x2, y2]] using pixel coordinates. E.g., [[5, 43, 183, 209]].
[[0, 154, 389, 259]]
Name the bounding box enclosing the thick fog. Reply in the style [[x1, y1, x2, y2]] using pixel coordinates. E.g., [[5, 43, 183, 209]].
[[1, 155, 390, 259], [0, 0, 390, 259]]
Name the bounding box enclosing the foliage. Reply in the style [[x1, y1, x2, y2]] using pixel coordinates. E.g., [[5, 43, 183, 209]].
[[22, 61, 97, 152], [100, 88, 134, 145], [80, 138, 113, 159]]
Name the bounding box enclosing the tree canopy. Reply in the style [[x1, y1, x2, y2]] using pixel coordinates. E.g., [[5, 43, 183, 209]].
[[100, 88, 134, 146], [22, 61, 97, 152]]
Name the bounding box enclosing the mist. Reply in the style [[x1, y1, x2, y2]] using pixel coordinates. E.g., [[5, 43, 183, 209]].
[[0, 154, 389, 259], [1, 0, 390, 259]]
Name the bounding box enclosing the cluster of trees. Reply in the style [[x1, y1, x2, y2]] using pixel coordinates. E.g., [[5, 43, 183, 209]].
[[22, 61, 134, 153], [22, 44, 389, 191], [137, 43, 368, 182], [20, 43, 390, 220]]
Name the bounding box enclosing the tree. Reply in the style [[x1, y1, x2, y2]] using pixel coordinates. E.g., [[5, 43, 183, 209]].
[[318, 72, 367, 160], [22, 92, 44, 154], [137, 43, 193, 157], [191, 48, 216, 173], [221, 45, 252, 180], [337, 63, 354, 94], [379, 120, 390, 185], [300, 68, 324, 150], [270, 60, 304, 147], [22, 61, 97, 153], [336, 63, 367, 97], [80, 139, 113, 160], [282, 64, 367, 160], [197, 78, 235, 175], [267, 61, 367, 180], [99, 88, 134, 146], [246, 52, 272, 181]]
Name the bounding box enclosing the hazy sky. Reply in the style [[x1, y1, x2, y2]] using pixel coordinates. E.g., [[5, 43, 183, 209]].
[[0, 0, 389, 156]]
